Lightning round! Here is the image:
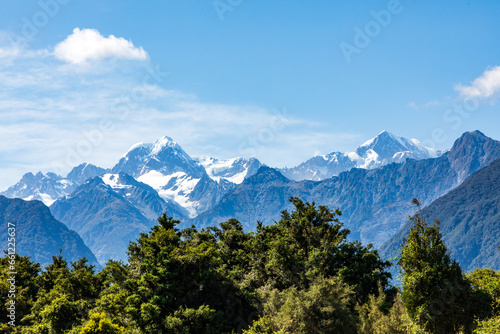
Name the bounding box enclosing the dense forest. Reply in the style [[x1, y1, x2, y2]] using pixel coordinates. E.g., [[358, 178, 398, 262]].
[[1, 198, 499, 333]]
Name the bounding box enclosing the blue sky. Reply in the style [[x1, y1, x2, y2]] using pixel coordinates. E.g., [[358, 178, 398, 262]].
[[1, 0, 500, 190]]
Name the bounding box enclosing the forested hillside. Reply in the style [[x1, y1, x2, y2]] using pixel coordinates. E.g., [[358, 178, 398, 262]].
[[381, 158, 500, 272]]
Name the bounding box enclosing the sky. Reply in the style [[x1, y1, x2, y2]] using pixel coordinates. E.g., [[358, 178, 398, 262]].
[[1, 0, 500, 190]]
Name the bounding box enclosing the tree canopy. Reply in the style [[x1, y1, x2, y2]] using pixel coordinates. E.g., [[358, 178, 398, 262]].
[[1, 197, 499, 333]]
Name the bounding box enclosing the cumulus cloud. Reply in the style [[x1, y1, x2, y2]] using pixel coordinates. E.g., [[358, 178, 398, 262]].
[[54, 28, 148, 65], [455, 66, 500, 100]]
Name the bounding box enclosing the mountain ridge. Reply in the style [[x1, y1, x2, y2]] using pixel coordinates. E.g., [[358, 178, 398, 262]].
[[279, 130, 443, 181], [0, 195, 99, 268], [380, 157, 500, 271], [190, 131, 500, 248]]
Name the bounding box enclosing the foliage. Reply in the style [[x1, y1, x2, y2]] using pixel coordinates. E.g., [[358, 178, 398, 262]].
[[164, 305, 227, 334], [398, 200, 491, 334], [473, 314, 500, 334], [468, 268, 500, 334], [69, 312, 126, 334], [244, 197, 394, 304], [0, 254, 40, 330], [356, 285, 411, 334], [259, 275, 357, 334], [242, 316, 286, 334], [1, 197, 499, 333], [468, 268, 500, 311]]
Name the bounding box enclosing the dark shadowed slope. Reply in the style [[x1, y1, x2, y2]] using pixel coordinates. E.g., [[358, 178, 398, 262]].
[[380, 158, 500, 272], [0, 196, 98, 268]]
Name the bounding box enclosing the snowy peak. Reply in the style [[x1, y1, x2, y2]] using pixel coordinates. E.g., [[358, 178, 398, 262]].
[[111, 135, 234, 218], [113, 135, 205, 178], [194, 156, 262, 184], [1, 171, 77, 206], [356, 130, 436, 160], [151, 135, 181, 154], [280, 131, 444, 181], [67, 163, 107, 184]]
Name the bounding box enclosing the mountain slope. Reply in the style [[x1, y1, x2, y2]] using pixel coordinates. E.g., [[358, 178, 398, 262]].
[[191, 131, 500, 248], [194, 156, 262, 184], [1, 163, 107, 206], [0, 196, 98, 268], [112, 136, 233, 217], [279, 131, 442, 181], [50, 175, 164, 264], [66, 163, 108, 184], [380, 158, 500, 272]]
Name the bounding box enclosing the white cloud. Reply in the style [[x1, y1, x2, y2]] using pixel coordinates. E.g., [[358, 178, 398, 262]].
[[455, 66, 500, 100], [54, 28, 148, 65], [0, 46, 21, 59]]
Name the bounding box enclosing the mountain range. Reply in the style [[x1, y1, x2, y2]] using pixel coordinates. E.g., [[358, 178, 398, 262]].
[[1, 130, 499, 266], [190, 131, 500, 249], [0, 195, 99, 268], [278, 130, 442, 181], [380, 157, 500, 272]]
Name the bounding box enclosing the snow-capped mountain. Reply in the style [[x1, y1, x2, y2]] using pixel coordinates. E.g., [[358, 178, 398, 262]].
[[2, 136, 261, 221], [67, 163, 107, 184], [1, 163, 107, 206], [112, 136, 241, 217], [0, 172, 77, 206], [194, 156, 262, 184], [355, 130, 441, 165], [279, 131, 443, 181], [112, 136, 206, 178], [100, 172, 189, 220]]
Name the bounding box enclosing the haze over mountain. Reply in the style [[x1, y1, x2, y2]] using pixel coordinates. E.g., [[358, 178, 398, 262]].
[[0, 196, 98, 268], [279, 131, 442, 181], [380, 157, 500, 272]]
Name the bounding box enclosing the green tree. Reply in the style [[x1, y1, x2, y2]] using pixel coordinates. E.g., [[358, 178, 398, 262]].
[[356, 285, 411, 334], [259, 275, 357, 334], [22, 256, 101, 333], [69, 312, 125, 334], [398, 199, 482, 333], [0, 254, 40, 331], [468, 268, 500, 312], [468, 268, 500, 334], [164, 305, 227, 334], [124, 213, 251, 333], [245, 197, 394, 304], [242, 316, 286, 334]]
